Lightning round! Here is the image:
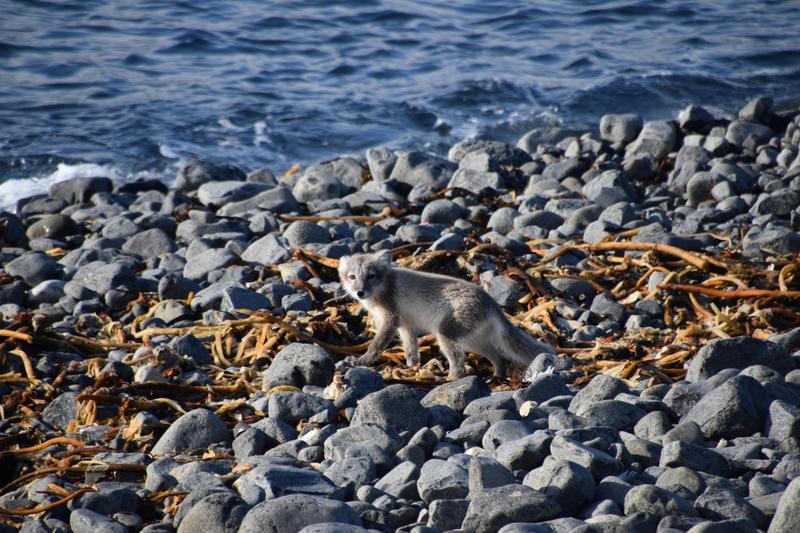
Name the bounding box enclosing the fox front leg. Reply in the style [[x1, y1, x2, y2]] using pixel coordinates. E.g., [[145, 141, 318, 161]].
[[352, 314, 397, 366], [398, 326, 420, 367]]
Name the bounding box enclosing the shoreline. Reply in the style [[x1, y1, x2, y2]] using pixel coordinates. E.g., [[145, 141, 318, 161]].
[[1, 96, 800, 532]]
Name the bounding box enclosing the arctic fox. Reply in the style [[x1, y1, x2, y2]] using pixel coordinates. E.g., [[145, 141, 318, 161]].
[[338, 250, 556, 379]]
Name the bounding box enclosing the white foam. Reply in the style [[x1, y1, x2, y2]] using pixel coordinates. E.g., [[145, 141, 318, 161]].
[[0, 162, 122, 212]]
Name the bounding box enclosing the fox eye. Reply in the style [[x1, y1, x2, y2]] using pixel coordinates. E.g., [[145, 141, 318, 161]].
[[348, 274, 355, 280]]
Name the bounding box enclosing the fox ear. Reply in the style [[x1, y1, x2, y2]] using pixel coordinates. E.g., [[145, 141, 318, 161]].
[[338, 256, 350, 272], [374, 250, 392, 265]]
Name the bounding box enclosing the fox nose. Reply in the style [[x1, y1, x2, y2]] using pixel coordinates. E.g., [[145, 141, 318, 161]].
[[357, 290, 365, 298]]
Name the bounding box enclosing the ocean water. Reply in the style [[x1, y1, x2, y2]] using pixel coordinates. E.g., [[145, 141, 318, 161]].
[[1, 0, 799, 209]]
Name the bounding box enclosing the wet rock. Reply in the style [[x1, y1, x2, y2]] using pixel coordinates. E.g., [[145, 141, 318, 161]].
[[151, 408, 231, 454], [686, 337, 792, 381], [26, 213, 81, 241], [462, 484, 561, 533], [351, 385, 427, 435], [238, 494, 361, 533]]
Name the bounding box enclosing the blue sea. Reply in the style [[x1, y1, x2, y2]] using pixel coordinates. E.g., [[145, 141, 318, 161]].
[[1, 0, 799, 208]]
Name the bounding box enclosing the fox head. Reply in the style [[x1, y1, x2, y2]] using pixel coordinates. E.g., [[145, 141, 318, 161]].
[[338, 250, 392, 301]]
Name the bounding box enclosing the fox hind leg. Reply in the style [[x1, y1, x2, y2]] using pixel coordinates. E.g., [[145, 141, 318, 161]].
[[436, 334, 466, 380]]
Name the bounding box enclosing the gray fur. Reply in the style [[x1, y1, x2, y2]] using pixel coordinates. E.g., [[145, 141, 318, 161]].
[[338, 251, 556, 379]]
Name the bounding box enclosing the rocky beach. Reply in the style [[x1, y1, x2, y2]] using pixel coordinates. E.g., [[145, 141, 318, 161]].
[[1, 95, 800, 533]]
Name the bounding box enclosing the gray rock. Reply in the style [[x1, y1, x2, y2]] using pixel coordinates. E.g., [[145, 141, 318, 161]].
[[633, 410, 672, 442], [679, 105, 715, 132], [770, 477, 800, 533], [625, 120, 678, 160], [366, 147, 397, 182], [416, 458, 468, 503], [582, 169, 636, 206], [151, 408, 231, 454], [543, 157, 588, 182], [268, 391, 334, 425], [683, 375, 766, 440], [487, 207, 520, 234], [523, 458, 595, 514], [241, 234, 292, 264], [468, 455, 517, 492], [257, 186, 301, 214], [323, 457, 376, 494], [573, 400, 647, 431], [516, 373, 571, 405], [448, 139, 532, 167], [122, 228, 175, 259], [176, 492, 249, 533], [661, 420, 705, 446], [765, 400, 800, 449], [569, 374, 629, 414], [420, 199, 465, 225], [421, 375, 490, 414], [238, 494, 361, 533], [725, 120, 772, 148], [388, 151, 455, 189], [549, 435, 623, 480], [427, 498, 469, 531], [742, 226, 800, 258], [176, 160, 245, 192], [660, 441, 730, 477], [351, 384, 427, 435], [599, 113, 642, 144], [686, 337, 792, 381], [233, 427, 268, 459], [69, 509, 128, 533], [197, 181, 270, 207], [304, 157, 366, 190], [375, 461, 420, 498], [262, 343, 335, 391], [251, 417, 298, 444], [462, 484, 561, 533], [42, 392, 78, 431], [292, 173, 348, 203], [284, 220, 331, 248], [623, 484, 698, 520], [26, 213, 81, 240], [72, 261, 136, 293], [183, 248, 237, 280], [51, 176, 113, 203], [28, 279, 66, 304], [695, 488, 766, 529], [220, 286, 270, 313], [6, 252, 60, 286], [482, 420, 532, 452], [656, 466, 707, 500], [448, 168, 505, 193], [480, 272, 525, 308], [324, 424, 401, 463], [495, 431, 553, 471], [234, 463, 340, 503]]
